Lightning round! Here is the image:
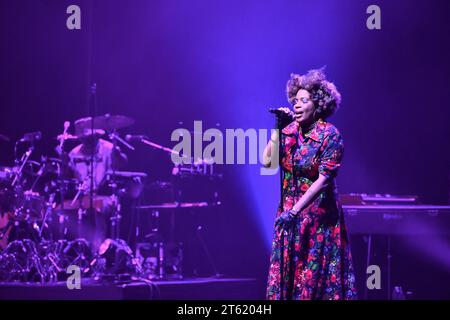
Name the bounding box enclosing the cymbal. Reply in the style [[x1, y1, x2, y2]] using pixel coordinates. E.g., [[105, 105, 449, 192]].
[[75, 114, 134, 134]]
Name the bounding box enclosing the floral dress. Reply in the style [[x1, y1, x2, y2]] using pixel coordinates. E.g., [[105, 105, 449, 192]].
[[266, 119, 357, 300]]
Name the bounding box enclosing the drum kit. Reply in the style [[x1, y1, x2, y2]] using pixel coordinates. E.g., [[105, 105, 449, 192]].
[[0, 114, 147, 282], [0, 113, 222, 283]]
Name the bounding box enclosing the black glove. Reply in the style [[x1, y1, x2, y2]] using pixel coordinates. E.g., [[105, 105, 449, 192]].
[[275, 210, 297, 229], [275, 108, 295, 130]]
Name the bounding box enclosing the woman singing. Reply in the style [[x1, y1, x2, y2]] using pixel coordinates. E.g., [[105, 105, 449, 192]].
[[263, 69, 357, 300]]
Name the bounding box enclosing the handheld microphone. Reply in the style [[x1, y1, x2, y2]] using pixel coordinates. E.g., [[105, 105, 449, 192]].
[[268, 107, 295, 129], [268, 107, 293, 116], [269, 108, 283, 114]]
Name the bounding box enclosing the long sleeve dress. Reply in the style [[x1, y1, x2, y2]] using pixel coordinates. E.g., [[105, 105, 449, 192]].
[[266, 119, 357, 300]]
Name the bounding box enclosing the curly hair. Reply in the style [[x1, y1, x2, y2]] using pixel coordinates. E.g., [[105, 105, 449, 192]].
[[286, 68, 341, 120]]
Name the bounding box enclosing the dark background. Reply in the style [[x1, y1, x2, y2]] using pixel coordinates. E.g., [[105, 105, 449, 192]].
[[1, 0, 449, 298]]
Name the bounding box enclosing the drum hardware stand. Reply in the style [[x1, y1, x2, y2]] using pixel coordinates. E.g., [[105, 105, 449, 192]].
[[38, 193, 56, 238], [11, 147, 34, 187], [56, 166, 70, 239], [29, 160, 46, 193], [136, 209, 166, 280], [71, 176, 90, 207], [109, 193, 122, 240], [56, 178, 67, 237], [108, 131, 133, 241], [195, 224, 222, 278], [88, 82, 97, 218], [153, 210, 164, 279], [12, 131, 42, 187], [69, 177, 90, 239], [56, 121, 71, 152], [54, 123, 72, 237]]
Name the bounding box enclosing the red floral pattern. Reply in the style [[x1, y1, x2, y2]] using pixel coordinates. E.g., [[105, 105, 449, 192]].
[[266, 119, 357, 300]]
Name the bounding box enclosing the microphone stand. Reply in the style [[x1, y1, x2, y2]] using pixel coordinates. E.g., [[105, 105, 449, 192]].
[[109, 132, 135, 151], [55, 127, 70, 239], [275, 116, 284, 213], [270, 108, 294, 212], [272, 110, 292, 298], [108, 132, 136, 240], [89, 83, 97, 217], [138, 137, 192, 164]]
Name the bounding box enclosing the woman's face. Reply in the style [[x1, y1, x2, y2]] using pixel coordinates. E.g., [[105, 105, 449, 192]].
[[292, 89, 316, 126]]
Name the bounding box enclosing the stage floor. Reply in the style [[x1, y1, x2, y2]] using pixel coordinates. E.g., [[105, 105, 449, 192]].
[[0, 277, 262, 300]]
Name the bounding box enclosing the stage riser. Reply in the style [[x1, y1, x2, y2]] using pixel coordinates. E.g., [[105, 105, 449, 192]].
[[0, 278, 261, 300]]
